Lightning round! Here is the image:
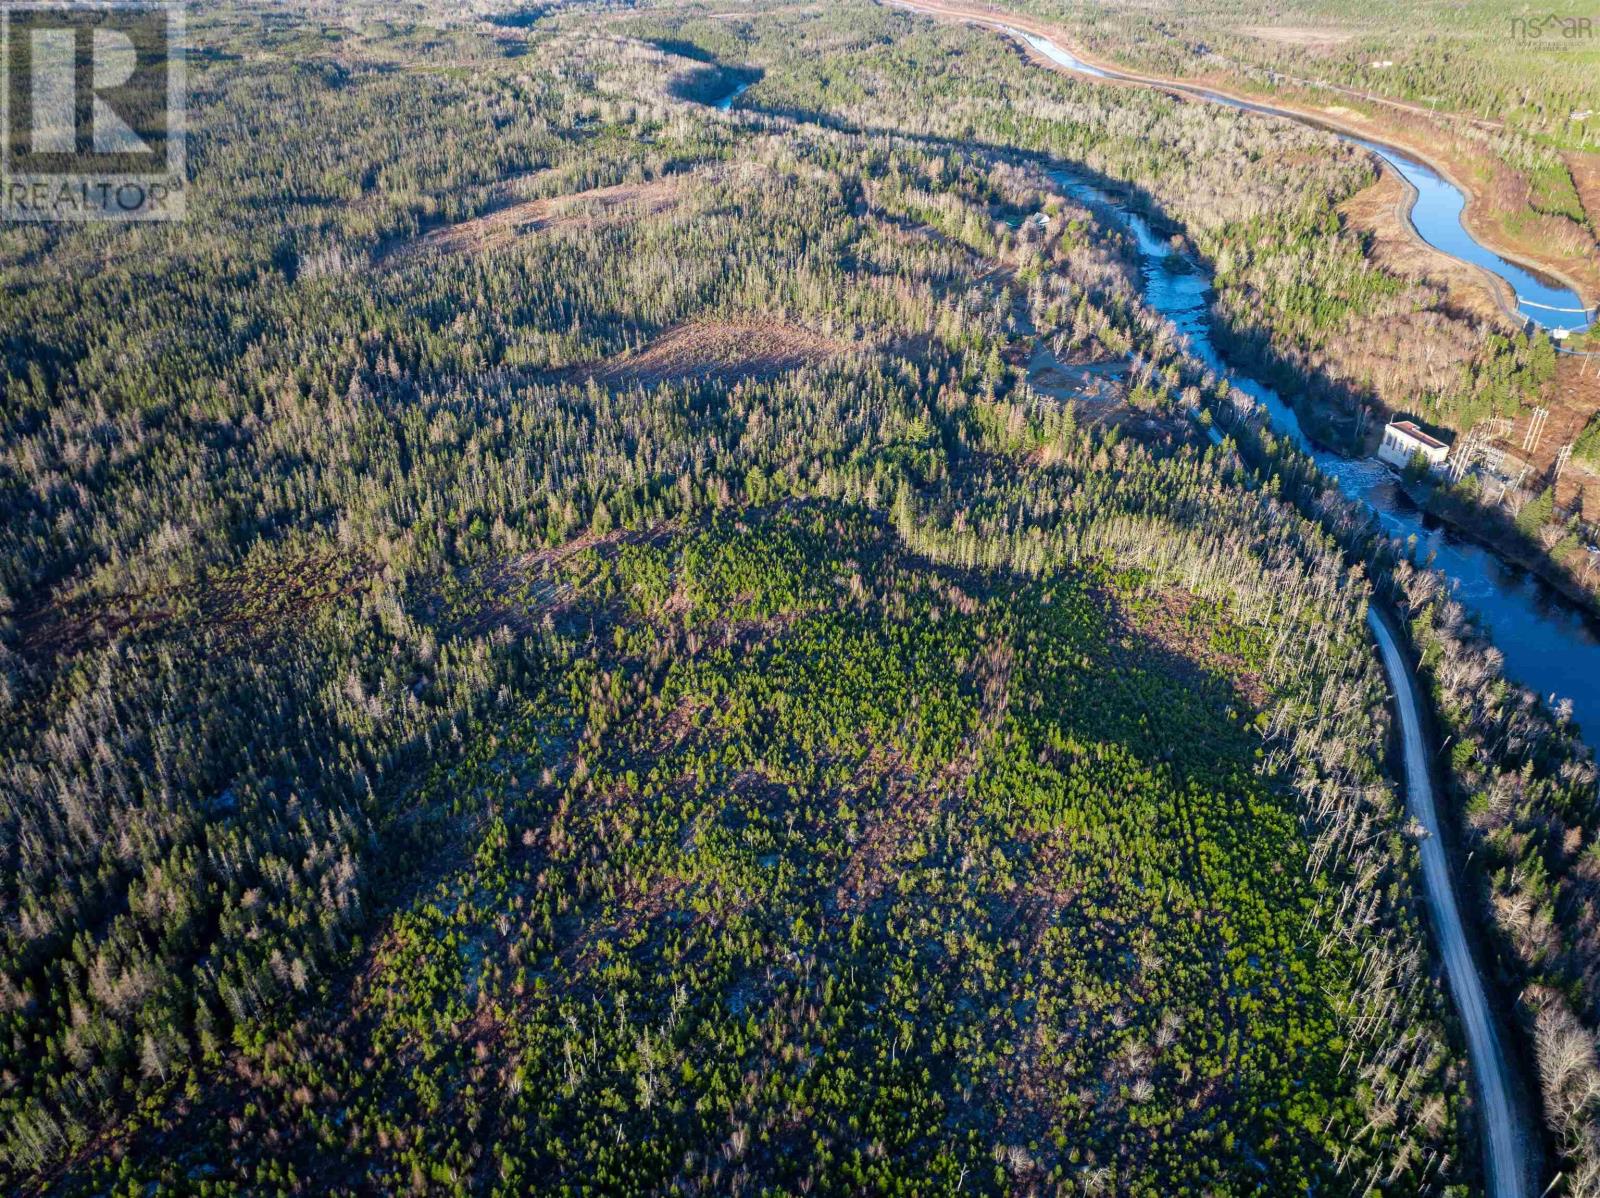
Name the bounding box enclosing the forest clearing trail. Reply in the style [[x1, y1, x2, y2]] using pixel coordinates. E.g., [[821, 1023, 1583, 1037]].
[[572, 319, 851, 387], [380, 173, 699, 266], [1369, 608, 1535, 1198]]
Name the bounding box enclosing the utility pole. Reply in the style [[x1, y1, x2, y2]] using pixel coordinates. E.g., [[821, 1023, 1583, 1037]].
[[1523, 405, 1549, 454], [1449, 417, 1512, 484], [1448, 423, 1480, 484]]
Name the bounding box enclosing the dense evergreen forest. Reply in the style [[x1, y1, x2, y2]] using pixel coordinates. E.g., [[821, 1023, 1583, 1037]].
[[2, 0, 1599, 1193]]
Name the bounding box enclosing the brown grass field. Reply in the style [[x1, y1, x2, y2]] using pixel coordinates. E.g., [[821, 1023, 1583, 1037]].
[[575, 319, 851, 388], [382, 175, 693, 265]]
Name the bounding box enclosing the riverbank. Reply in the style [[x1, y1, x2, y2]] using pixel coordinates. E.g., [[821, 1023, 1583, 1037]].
[[1242, 90, 1600, 315], [1260, 97, 1600, 313], [1212, 336, 1600, 620], [1338, 171, 1507, 328], [885, 0, 1599, 320], [892, 0, 1600, 677], [1210, 321, 1600, 621], [1044, 153, 1600, 733], [1419, 480, 1600, 621]]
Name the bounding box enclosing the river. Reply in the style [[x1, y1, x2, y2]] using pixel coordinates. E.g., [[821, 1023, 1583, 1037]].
[[709, 26, 1600, 739], [703, 26, 1556, 1189], [1047, 164, 1600, 736], [983, 27, 1600, 743], [714, 79, 753, 112], [996, 23, 1595, 333]]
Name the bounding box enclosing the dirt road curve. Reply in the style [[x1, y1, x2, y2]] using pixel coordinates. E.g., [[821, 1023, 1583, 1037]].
[[1369, 609, 1532, 1198]]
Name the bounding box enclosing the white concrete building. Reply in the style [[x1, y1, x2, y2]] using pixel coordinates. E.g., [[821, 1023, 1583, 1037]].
[[1378, 420, 1449, 471]]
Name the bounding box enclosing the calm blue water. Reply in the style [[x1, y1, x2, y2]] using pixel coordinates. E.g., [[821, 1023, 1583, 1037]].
[[1002, 27, 1114, 79], [1008, 29, 1595, 333], [1050, 165, 1600, 736], [697, 26, 1600, 734], [1351, 137, 1592, 332]]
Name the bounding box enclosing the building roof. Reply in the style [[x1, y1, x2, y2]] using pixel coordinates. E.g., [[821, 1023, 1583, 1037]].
[[1387, 420, 1447, 451]]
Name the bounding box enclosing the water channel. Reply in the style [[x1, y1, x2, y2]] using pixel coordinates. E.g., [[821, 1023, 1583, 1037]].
[[710, 33, 1600, 740], [994, 25, 1600, 739]]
